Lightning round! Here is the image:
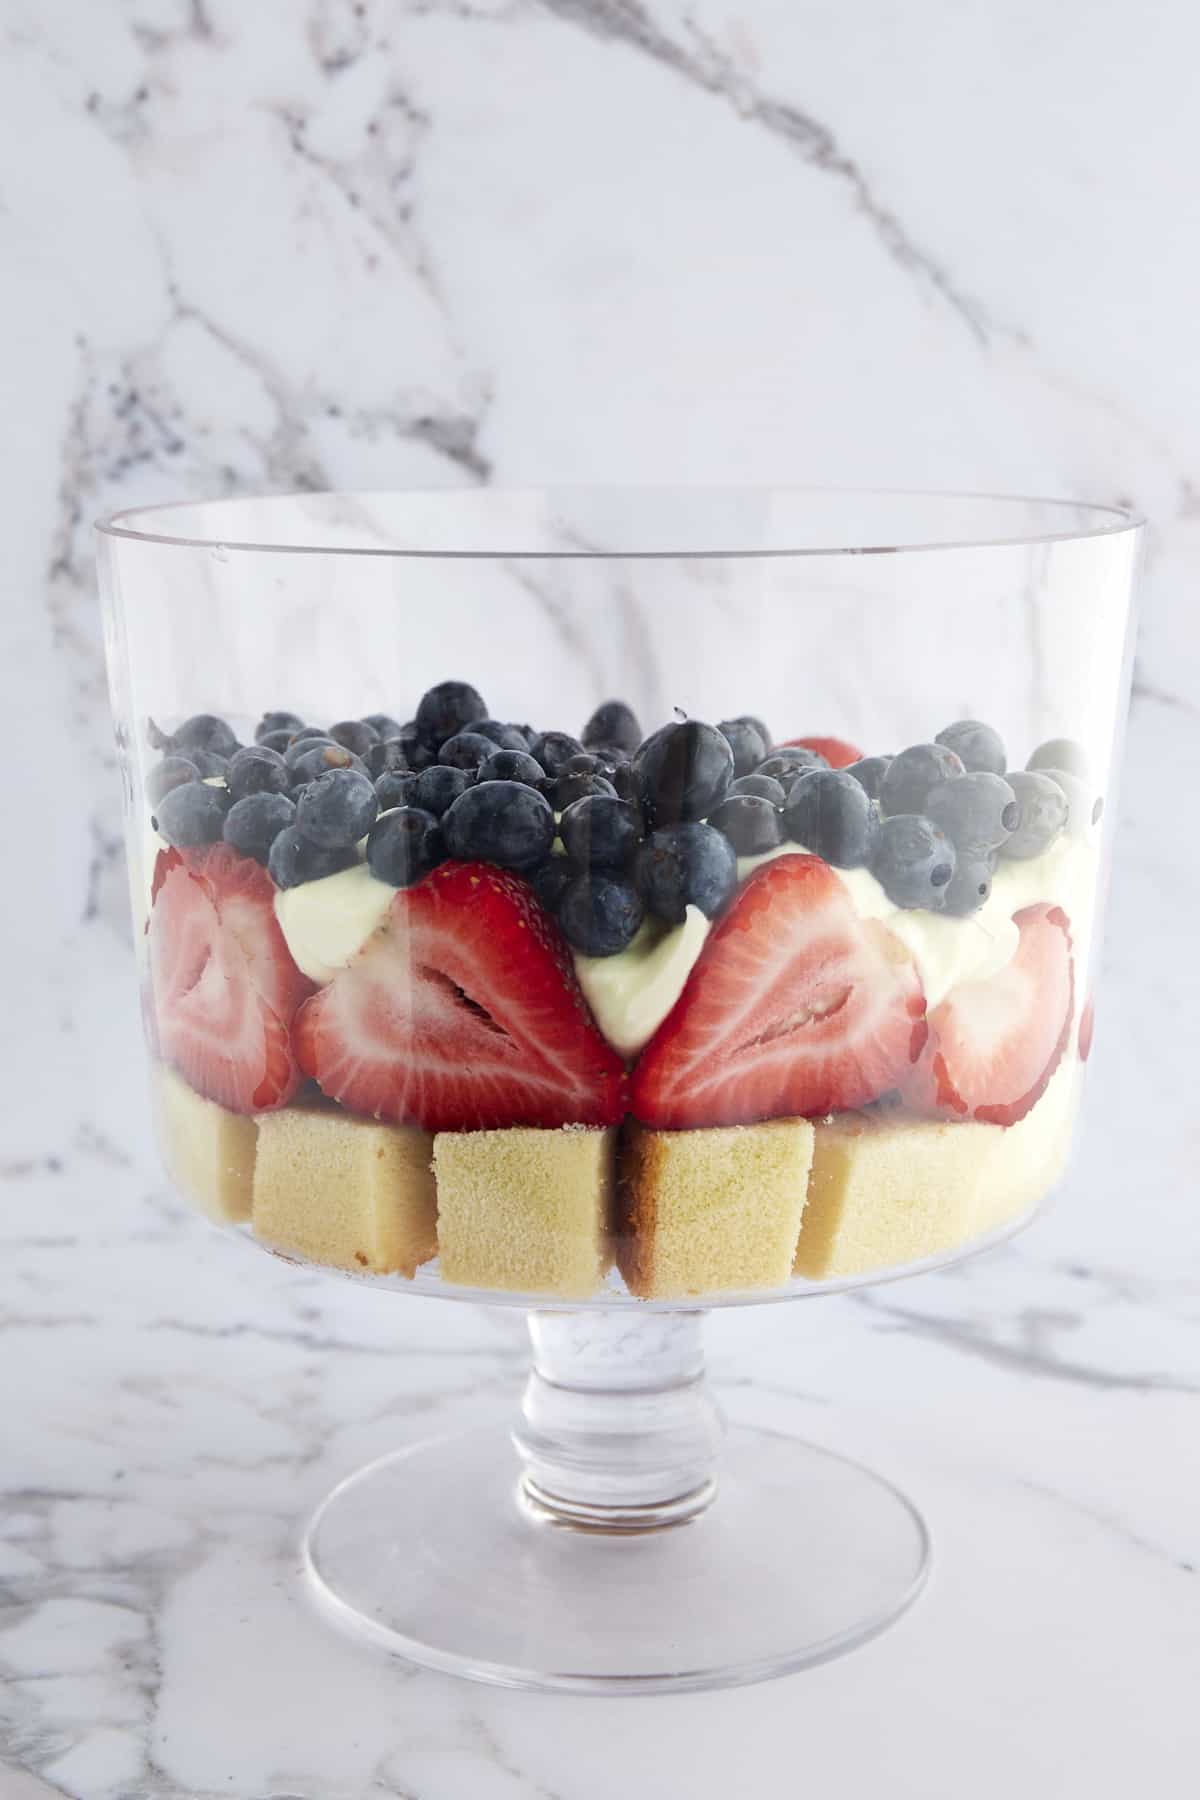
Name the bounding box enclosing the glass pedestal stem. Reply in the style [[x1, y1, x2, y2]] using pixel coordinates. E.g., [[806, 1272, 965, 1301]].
[[514, 1310, 723, 1530]]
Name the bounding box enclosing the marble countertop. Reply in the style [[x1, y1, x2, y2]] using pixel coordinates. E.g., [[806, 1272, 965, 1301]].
[[3, 0, 1200, 1790]]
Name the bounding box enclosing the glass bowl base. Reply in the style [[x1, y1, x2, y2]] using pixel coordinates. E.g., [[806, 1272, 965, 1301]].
[[303, 1423, 931, 1695]]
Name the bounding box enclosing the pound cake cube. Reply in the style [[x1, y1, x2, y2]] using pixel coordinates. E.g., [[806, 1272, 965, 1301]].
[[618, 1119, 815, 1299], [799, 1060, 1084, 1280], [253, 1107, 437, 1276], [795, 1111, 984, 1279], [433, 1127, 616, 1297], [154, 1065, 257, 1224]]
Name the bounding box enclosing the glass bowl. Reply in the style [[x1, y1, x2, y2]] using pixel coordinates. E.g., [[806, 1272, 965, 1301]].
[[97, 487, 1139, 1692]]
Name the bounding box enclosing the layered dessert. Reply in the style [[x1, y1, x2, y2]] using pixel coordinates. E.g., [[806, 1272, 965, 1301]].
[[137, 682, 1102, 1299]]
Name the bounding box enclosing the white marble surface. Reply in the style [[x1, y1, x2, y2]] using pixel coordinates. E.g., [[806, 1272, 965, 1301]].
[[1, 0, 1198, 1793]]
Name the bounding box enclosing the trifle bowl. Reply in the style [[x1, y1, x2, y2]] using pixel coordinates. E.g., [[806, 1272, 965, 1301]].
[[98, 487, 1139, 1692]]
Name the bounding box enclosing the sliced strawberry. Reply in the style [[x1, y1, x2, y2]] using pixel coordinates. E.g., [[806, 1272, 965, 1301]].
[[904, 903, 1074, 1126], [293, 861, 626, 1131], [630, 854, 927, 1128], [780, 735, 864, 769], [146, 845, 314, 1113]]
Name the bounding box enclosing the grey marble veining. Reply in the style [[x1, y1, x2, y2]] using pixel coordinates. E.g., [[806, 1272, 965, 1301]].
[[2, 0, 1198, 1794]]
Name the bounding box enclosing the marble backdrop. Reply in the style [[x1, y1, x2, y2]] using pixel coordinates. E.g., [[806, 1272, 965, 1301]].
[[1, 3, 1197, 1796]]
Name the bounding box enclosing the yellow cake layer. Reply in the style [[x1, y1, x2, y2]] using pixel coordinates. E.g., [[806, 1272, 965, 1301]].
[[252, 1106, 437, 1276], [795, 1062, 1080, 1280], [154, 1065, 257, 1224], [618, 1118, 815, 1299], [433, 1126, 616, 1298]]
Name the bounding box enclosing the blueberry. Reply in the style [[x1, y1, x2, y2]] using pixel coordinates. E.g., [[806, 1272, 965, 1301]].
[[845, 755, 893, 800], [365, 739, 405, 780], [998, 771, 1070, 860], [562, 752, 605, 776], [731, 773, 787, 805], [707, 792, 783, 856], [295, 767, 378, 849], [374, 769, 419, 811], [464, 719, 531, 753], [605, 761, 640, 803], [227, 745, 290, 802], [439, 731, 500, 772], [223, 791, 296, 864], [878, 743, 964, 817], [755, 749, 826, 792], [396, 731, 436, 773], [443, 780, 556, 870], [549, 771, 618, 811], [558, 873, 645, 957], [634, 822, 738, 924], [872, 815, 957, 910], [285, 733, 342, 770], [530, 857, 575, 914], [412, 764, 471, 818], [328, 719, 380, 757], [935, 719, 1007, 776], [362, 713, 404, 740], [289, 725, 337, 748], [478, 749, 546, 789], [736, 714, 772, 750], [267, 826, 357, 889], [582, 700, 643, 755], [941, 851, 996, 916], [187, 749, 231, 778], [560, 793, 643, 868], [153, 780, 231, 847], [255, 711, 305, 744], [150, 712, 239, 759], [257, 729, 296, 755], [1027, 738, 1091, 780], [783, 769, 876, 868], [587, 743, 633, 773], [365, 735, 425, 779], [415, 680, 488, 748], [634, 720, 734, 826], [288, 743, 363, 786], [924, 772, 1019, 852], [146, 755, 200, 806], [717, 718, 769, 777], [530, 730, 586, 777], [1039, 769, 1103, 841], [366, 807, 444, 887]]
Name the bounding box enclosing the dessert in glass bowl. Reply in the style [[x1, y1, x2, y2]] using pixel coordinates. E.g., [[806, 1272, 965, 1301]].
[[99, 488, 1138, 1691], [140, 684, 1102, 1302]]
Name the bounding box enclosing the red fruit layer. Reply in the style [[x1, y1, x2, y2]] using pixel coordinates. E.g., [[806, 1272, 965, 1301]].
[[146, 845, 314, 1113], [780, 735, 864, 769], [293, 861, 627, 1131], [903, 902, 1074, 1126], [630, 853, 927, 1128]]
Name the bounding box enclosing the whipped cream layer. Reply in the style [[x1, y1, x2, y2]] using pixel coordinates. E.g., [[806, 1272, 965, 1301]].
[[274, 863, 395, 984], [573, 906, 710, 1060]]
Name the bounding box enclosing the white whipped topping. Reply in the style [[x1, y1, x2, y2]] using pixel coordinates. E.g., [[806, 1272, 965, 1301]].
[[573, 906, 711, 1059], [273, 862, 395, 984]]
